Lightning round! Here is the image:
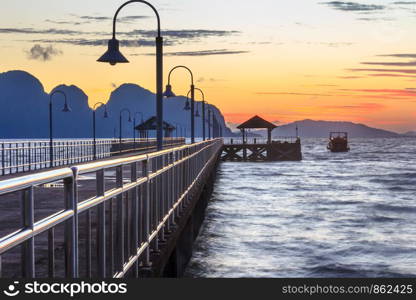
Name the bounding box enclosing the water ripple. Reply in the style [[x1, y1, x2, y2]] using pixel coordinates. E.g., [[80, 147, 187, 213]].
[[185, 138, 416, 278]]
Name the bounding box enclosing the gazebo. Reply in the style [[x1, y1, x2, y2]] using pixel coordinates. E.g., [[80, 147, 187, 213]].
[[237, 115, 277, 144], [135, 116, 175, 138]]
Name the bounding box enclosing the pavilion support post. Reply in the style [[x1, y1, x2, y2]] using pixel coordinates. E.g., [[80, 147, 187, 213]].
[[267, 128, 272, 144], [242, 129, 247, 161]]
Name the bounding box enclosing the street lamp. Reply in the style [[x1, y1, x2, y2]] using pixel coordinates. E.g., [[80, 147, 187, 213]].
[[173, 122, 183, 138], [193, 88, 205, 140], [98, 0, 164, 151], [164, 65, 195, 143], [49, 90, 71, 167], [133, 111, 144, 148], [119, 108, 132, 153], [207, 108, 212, 139], [195, 102, 200, 118], [92, 102, 109, 160]]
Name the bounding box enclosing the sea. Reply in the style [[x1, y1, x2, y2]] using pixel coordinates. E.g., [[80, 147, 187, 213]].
[[185, 138, 416, 278]]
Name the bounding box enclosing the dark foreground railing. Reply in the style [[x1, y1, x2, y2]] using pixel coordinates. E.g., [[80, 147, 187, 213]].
[[0, 139, 223, 278], [0, 138, 185, 176]]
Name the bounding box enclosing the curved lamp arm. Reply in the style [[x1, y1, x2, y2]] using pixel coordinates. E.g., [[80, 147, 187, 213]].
[[49, 90, 67, 104], [194, 87, 205, 102], [113, 0, 161, 38], [93, 102, 106, 110], [187, 87, 205, 101], [120, 108, 132, 120], [167, 65, 194, 85]]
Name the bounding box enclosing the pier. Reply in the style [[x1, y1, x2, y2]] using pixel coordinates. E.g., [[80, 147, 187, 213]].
[[221, 138, 302, 162], [221, 116, 302, 162], [0, 114, 303, 278], [0, 139, 223, 278], [0, 138, 185, 176]]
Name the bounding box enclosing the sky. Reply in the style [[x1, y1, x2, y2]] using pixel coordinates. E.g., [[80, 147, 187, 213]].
[[0, 0, 415, 133]]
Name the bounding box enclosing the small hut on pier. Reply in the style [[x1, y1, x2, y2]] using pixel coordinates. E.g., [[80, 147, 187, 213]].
[[134, 116, 175, 138], [237, 115, 277, 144], [222, 115, 302, 162]]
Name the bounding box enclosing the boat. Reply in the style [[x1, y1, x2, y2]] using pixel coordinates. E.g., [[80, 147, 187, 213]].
[[327, 132, 350, 152]]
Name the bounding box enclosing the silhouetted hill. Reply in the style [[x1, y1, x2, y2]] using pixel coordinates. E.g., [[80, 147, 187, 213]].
[[273, 119, 400, 138], [402, 131, 416, 137], [0, 70, 232, 138]]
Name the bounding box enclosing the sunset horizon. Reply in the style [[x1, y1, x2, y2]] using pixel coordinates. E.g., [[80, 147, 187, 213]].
[[1, 0, 415, 133], [1, 0, 416, 291]]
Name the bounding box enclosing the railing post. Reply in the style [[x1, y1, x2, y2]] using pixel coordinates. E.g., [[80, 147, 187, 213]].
[[21, 187, 35, 278], [1, 143, 4, 176], [48, 228, 55, 278], [130, 162, 139, 277], [65, 168, 78, 278], [142, 158, 150, 267], [96, 169, 106, 277], [116, 166, 124, 273]]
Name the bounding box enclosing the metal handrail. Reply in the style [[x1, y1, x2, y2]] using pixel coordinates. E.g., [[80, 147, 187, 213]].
[[223, 136, 299, 144], [0, 138, 185, 176], [0, 138, 223, 278]]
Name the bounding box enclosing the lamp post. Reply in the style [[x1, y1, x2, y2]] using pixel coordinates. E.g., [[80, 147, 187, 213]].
[[49, 90, 71, 167], [173, 122, 183, 138], [92, 102, 109, 160], [133, 111, 144, 148], [193, 88, 206, 141], [98, 0, 164, 151], [195, 102, 200, 118], [163, 65, 195, 143], [119, 108, 132, 153], [207, 108, 212, 139]]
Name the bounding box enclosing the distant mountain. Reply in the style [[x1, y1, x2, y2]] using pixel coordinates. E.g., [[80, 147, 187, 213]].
[[0, 70, 233, 138], [402, 131, 416, 137], [273, 119, 400, 138]]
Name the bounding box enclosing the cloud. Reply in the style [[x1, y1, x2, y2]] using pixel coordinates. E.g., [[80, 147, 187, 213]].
[[366, 73, 416, 78], [161, 49, 248, 56], [348, 68, 416, 74], [78, 15, 150, 23], [339, 88, 416, 99], [0, 27, 82, 35], [32, 38, 175, 47], [320, 1, 385, 12], [256, 92, 332, 97], [26, 44, 62, 61], [337, 76, 364, 79], [360, 61, 416, 67], [377, 53, 416, 58], [125, 29, 240, 40], [322, 103, 385, 111], [197, 77, 223, 83], [391, 1, 416, 5], [45, 19, 83, 26], [0, 27, 240, 48]]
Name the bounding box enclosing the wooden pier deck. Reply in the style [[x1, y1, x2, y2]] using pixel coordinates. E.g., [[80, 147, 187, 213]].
[[221, 138, 302, 162]]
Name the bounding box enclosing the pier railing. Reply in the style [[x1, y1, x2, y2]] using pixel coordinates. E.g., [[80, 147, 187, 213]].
[[223, 136, 299, 145], [0, 138, 185, 176], [0, 138, 223, 278]]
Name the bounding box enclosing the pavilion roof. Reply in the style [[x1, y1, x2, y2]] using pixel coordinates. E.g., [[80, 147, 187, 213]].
[[237, 115, 277, 129], [134, 116, 175, 131]]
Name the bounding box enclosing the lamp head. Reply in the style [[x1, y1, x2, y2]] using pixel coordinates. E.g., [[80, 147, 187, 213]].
[[97, 38, 129, 66], [184, 99, 191, 111], [163, 84, 176, 98], [62, 101, 71, 112]]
